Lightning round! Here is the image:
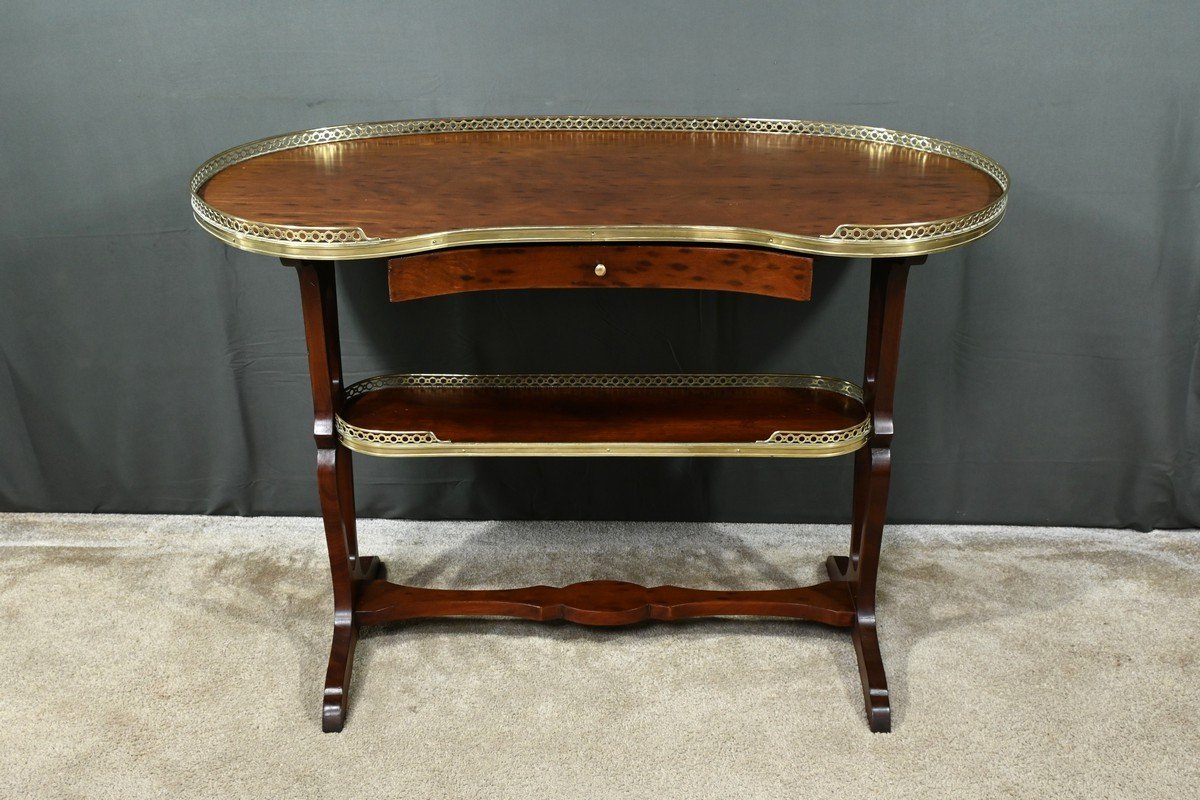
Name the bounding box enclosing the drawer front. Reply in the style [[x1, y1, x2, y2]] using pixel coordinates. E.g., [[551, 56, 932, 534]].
[[387, 244, 813, 302]]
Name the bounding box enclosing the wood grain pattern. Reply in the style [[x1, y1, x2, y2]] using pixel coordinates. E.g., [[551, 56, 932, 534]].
[[341, 383, 864, 444], [388, 244, 813, 302], [199, 130, 1003, 242], [355, 579, 856, 627]]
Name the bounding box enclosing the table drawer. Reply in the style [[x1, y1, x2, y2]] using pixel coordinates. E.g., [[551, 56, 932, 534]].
[[387, 244, 813, 302]]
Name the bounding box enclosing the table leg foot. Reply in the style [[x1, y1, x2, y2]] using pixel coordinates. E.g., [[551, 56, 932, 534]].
[[827, 555, 892, 733], [851, 615, 891, 733], [322, 621, 357, 733], [321, 556, 387, 733]]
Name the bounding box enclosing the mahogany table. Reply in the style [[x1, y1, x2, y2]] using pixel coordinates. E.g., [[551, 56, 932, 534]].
[[190, 116, 1008, 732]]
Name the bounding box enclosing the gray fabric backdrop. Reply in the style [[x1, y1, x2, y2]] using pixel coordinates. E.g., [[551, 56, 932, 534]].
[[1, 1, 1197, 528]]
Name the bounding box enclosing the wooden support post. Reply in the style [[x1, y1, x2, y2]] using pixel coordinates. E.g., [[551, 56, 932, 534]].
[[285, 258, 384, 732], [827, 255, 923, 732]]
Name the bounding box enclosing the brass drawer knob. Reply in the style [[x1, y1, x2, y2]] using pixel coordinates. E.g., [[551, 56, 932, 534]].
[[594, 263, 607, 277]]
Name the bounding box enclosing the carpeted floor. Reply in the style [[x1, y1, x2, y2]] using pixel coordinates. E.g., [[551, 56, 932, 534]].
[[0, 513, 1196, 799]]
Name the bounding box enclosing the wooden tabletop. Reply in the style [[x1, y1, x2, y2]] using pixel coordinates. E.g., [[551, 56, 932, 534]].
[[192, 117, 1007, 260]]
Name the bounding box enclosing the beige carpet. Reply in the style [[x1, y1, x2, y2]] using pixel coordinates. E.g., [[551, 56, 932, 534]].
[[0, 513, 1196, 799]]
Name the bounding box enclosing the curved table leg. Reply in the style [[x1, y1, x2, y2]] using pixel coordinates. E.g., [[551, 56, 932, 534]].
[[839, 444, 895, 733], [291, 259, 390, 732], [827, 553, 892, 733], [827, 257, 915, 732], [318, 444, 388, 732], [317, 445, 356, 732]]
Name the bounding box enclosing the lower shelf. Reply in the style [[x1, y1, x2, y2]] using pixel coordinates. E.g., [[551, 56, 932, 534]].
[[336, 373, 869, 458]]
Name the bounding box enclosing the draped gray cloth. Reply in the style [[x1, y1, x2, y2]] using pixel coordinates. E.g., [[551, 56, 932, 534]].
[[1, 1, 1197, 528]]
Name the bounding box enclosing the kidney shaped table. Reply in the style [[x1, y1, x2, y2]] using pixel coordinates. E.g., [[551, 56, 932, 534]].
[[190, 116, 1008, 732]]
